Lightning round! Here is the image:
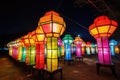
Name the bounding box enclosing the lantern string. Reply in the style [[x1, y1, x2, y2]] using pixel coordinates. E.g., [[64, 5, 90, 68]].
[[60, 13, 88, 30]]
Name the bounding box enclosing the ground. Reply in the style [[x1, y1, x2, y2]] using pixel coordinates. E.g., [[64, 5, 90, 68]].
[[0, 53, 120, 80]]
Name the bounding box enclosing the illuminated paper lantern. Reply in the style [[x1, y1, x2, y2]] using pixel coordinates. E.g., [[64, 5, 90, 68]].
[[71, 43, 75, 54], [115, 46, 119, 54], [89, 16, 118, 65], [27, 32, 36, 65], [32, 26, 45, 69], [11, 41, 19, 60], [39, 11, 66, 72], [91, 43, 96, 54], [74, 35, 83, 57], [22, 35, 29, 64], [22, 33, 36, 65], [86, 42, 91, 55], [62, 34, 73, 60], [17, 39, 24, 61], [61, 44, 65, 57], [7, 42, 13, 56], [81, 42, 86, 56], [109, 39, 117, 56], [21, 47, 26, 62], [58, 38, 63, 58]]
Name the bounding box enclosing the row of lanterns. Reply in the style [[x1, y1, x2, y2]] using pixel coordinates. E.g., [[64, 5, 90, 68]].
[[7, 11, 66, 72], [7, 10, 118, 74]]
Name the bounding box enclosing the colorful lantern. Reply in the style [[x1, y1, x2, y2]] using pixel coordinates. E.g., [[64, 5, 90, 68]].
[[89, 16, 118, 65], [74, 35, 83, 57], [90, 43, 96, 54], [81, 42, 86, 56], [62, 34, 73, 60], [109, 39, 117, 56], [58, 38, 63, 58], [22, 33, 36, 65], [32, 26, 45, 69], [22, 35, 29, 64], [21, 46, 26, 62], [7, 42, 13, 56], [115, 45, 119, 54], [27, 32, 36, 65], [12, 41, 19, 60], [86, 42, 91, 55], [39, 11, 66, 72]]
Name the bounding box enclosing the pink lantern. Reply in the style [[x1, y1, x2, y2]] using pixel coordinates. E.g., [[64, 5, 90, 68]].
[[74, 35, 83, 57], [89, 16, 118, 65]]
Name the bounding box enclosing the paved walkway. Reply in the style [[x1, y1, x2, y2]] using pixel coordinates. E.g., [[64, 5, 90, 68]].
[[0, 54, 120, 80]]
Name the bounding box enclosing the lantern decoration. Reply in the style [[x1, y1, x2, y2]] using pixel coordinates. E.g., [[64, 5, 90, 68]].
[[89, 15, 118, 65], [12, 41, 19, 60], [22, 35, 29, 64], [7, 42, 13, 56], [58, 38, 63, 58], [86, 42, 91, 55], [39, 11, 66, 72], [32, 26, 45, 69], [27, 32, 36, 65], [22, 33, 36, 65], [21, 46, 26, 62], [81, 42, 86, 56], [71, 43, 75, 54], [109, 39, 117, 56], [61, 44, 65, 57], [90, 43, 96, 54], [95, 44, 98, 54], [17, 39, 24, 61], [74, 35, 83, 58], [62, 34, 73, 61], [115, 45, 119, 54]]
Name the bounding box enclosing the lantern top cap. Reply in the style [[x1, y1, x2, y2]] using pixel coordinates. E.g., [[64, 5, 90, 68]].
[[94, 16, 108, 23], [44, 10, 60, 16], [74, 36, 83, 42], [62, 34, 73, 41]]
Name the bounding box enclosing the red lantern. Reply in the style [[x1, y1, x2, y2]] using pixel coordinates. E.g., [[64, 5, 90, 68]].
[[32, 26, 45, 69]]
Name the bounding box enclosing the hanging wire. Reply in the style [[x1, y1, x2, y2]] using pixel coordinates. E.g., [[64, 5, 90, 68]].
[[60, 13, 88, 31]]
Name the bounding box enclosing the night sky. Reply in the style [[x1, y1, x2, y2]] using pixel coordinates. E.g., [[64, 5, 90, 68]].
[[0, 0, 120, 46]]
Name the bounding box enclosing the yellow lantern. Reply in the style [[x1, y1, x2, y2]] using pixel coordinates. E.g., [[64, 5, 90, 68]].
[[39, 11, 66, 72]]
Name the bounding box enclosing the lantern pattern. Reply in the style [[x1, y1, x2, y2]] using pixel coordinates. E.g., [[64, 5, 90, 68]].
[[62, 34, 73, 60], [89, 16, 118, 65], [109, 39, 117, 56], [39, 11, 66, 72]]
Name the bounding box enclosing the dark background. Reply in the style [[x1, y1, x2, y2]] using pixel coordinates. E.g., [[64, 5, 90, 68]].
[[0, 0, 120, 47]]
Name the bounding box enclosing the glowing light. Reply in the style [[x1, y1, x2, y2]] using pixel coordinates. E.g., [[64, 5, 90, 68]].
[[39, 11, 66, 72], [89, 16, 118, 65]]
